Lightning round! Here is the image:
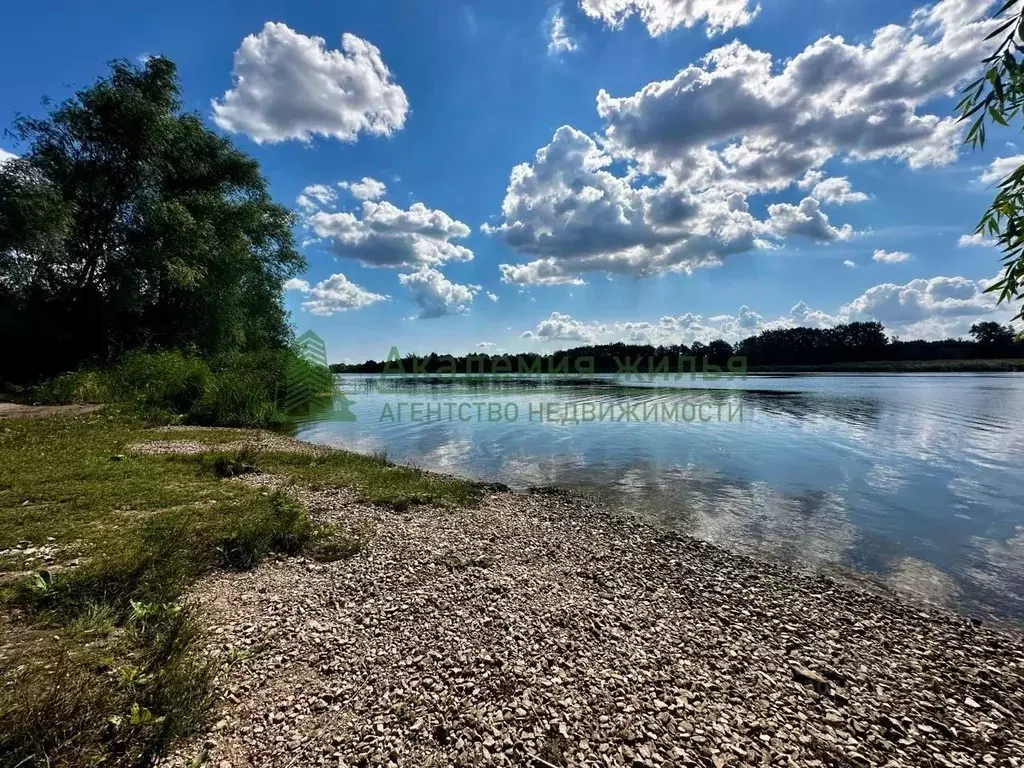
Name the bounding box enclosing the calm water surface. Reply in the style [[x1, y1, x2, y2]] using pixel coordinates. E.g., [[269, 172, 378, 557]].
[[293, 374, 1024, 620]]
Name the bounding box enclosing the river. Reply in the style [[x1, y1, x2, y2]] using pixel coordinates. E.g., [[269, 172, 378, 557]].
[[291, 373, 1024, 621]]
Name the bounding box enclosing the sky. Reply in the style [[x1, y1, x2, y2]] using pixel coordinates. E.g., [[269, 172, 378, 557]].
[[2, 0, 1022, 364]]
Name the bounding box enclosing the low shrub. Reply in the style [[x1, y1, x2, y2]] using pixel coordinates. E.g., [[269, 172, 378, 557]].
[[30, 369, 109, 405], [27, 346, 335, 427], [108, 351, 212, 414]]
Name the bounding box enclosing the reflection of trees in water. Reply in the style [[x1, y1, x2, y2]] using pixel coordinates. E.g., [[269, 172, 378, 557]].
[[339, 374, 888, 431], [727, 389, 884, 430]]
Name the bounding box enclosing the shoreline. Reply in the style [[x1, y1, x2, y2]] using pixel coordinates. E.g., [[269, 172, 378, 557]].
[[4, 415, 1023, 766], [334, 359, 1024, 375], [152, 436, 1024, 768]]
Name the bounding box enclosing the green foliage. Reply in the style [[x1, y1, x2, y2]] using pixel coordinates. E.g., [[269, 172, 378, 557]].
[[29, 369, 108, 405], [969, 320, 1017, 348], [0, 602, 216, 768], [0, 57, 304, 384], [27, 348, 329, 426], [958, 0, 1024, 320], [109, 351, 212, 414]]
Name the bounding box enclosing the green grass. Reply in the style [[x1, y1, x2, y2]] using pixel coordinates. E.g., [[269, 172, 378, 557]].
[[0, 410, 481, 767], [251, 450, 484, 510]]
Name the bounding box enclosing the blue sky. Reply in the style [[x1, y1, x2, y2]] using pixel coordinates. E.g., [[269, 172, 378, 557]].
[[1, 0, 1020, 364]]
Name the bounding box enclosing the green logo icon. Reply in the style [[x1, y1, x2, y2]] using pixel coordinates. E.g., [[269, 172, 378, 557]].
[[332, 391, 357, 423], [283, 330, 333, 413], [282, 331, 357, 421]]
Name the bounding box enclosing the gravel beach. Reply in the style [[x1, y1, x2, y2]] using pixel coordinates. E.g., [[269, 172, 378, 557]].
[[153, 473, 1024, 768]]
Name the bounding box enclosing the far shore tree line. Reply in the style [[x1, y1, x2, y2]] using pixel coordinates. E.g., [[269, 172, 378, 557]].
[[333, 321, 1024, 374]]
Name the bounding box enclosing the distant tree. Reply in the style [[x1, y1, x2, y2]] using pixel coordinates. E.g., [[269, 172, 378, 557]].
[[0, 57, 304, 382], [958, 0, 1024, 321], [704, 339, 734, 366], [970, 321, 1016, 348]]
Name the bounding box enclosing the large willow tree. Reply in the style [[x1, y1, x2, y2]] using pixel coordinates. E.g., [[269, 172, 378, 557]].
[[0, 57, 304, 382], [960, 0, 1024, 321]]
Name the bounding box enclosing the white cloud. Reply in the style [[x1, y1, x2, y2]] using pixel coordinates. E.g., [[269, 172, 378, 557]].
[[490, 0, 990, 286], [521, 312, 607, 342], [798, 171, 869, 205], [398, 267, 480, 319], [598, 0, 995, 176], [843, 259, 856, 268], [500, 259, 588, 287], [486, 291, 499, 302], [306, 200, 473, 269], [547, 6, 578, 54], [487, 126, 779, 286], [477, 341, 497, 349], [296, 183, 338, 212], [873, 249, 911, 263], [958, 232, 995, 248], [340, 177, 388, 200], [841, 275, 1009, 338], [518, 274, 1016, 346], [767, 197, 854, 242], [211, 23, 408, 144], [578, 0, 760, 37], [285, 272, 388, 315], [978, 154, 1024, 185], [0, 148, 16, 165]]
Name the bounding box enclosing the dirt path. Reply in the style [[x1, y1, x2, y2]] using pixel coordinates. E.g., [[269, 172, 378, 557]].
[[0, 402, 103, 419]]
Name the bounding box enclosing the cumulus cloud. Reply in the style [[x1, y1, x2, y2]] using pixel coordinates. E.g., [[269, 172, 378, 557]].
[[521, 312, 607, 342], [958, 233, 995, 248], [547, 6, 578, 54], [487, 126, 775, 285], [798, 171, 869, 205], [844, 259, 856, 268], [285, 272, 388, 315], [873, 249, 911, 263], [306, 200, 473, 269], [399, 267, 481, 319], [978, 155, 1024, 185], [211, 23, 408, 144], [598, 1, 994, 175], [486, 292, 499, 302], [767, 198, 854, 242], [519, 274, 1014, 346], [841, 275, 1008, 338], [296, 184, 338, 212], [490, 0, 990, 286], [578, 0, 760, 37], [500, 259, 587, 287], [477, 341, 497, 349], [0, 148, 16, 165], [339, 177, 388, 200]]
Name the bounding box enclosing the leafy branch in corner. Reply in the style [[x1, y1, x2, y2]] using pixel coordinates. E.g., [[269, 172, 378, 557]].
[[958, 0, 1024, 320]]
